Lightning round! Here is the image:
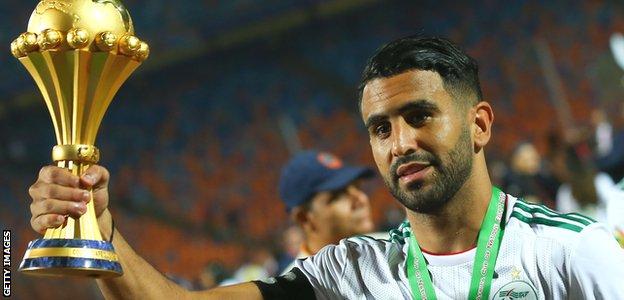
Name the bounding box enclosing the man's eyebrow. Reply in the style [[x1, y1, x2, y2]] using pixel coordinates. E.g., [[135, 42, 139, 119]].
[[364, 99, 440, 129], [364, 114, 387, 129], [397, 100, 441, 115]]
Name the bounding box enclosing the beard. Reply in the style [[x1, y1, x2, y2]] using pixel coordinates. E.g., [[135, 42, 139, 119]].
[[384, 126, 473, 214]]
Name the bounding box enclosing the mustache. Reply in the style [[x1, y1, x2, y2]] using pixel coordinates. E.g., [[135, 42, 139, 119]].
[[390, 152, 440, 181]]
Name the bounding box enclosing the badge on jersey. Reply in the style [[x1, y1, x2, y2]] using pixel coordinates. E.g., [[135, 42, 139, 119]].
[[492, 280, 538, 300]]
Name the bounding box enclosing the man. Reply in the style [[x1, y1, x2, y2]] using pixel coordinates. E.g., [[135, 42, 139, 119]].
[[28, 36, 624, 299], [277, 150, 384, 273], [227, 149, 377, 284]]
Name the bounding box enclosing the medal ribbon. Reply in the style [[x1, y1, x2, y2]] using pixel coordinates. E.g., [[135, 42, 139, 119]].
[[406, 187, 506, 300]]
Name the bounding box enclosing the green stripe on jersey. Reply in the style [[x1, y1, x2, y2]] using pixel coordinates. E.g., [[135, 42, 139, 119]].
[[511, 199, 596, 232], [566, 212, 597, 224], [514, 200, 596, 225], [510, 211, 584, 232]]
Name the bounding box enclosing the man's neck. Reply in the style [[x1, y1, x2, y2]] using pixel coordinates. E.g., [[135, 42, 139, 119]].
[[406, 174, 492, 254], [302, 234, 340, 256]]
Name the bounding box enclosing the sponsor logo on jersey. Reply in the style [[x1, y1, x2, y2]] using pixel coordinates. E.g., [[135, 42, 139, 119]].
[[493, 280, 537, 300]]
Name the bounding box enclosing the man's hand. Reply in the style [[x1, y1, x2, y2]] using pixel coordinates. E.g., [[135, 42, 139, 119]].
[[27, 164, 265, 299], [28, 165, 111, 235]]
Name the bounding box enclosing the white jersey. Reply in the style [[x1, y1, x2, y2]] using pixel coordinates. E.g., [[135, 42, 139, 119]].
[[292, 194, 624, 299]]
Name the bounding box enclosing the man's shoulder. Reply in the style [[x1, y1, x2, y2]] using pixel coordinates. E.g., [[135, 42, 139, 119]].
[[345, 231, 391, 244], [339, 231, 399, 254], [309, 229, 405, 266], [507, 196, 604, 248]]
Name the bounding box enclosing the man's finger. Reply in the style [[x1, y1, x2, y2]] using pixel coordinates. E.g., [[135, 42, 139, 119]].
[[29, 183, 90, 203], [31, 199, 87, 220], [38, 166, 80, 187], [80, 165, 110, 188], [31, 214, 66, 234]]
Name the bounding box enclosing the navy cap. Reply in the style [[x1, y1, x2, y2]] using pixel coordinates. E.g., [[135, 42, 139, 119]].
[[278, 150, 374, 211]]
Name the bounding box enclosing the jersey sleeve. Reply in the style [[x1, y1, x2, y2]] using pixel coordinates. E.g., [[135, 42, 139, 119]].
[[568, 223, 624, 298], [293, 241, 352, 299]]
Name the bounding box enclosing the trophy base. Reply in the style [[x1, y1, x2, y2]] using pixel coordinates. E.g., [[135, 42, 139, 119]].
[[19, 238, 123, 278]]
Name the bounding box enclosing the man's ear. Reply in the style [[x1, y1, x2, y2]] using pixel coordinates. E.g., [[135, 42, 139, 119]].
[[472, 101, 494, 152], [291, 206, 310, 228]]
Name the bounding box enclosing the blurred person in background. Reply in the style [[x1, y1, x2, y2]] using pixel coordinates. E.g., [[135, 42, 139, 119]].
[[220, 244, 278, 286], [218, 149, 383, 279], [278, 150, 387, 273], [196, 262, 228, 290], [550, 131, 624, 246], [595, 103, 624, 185], [502, 141, 558, 206], [591, 108, 613, 158]]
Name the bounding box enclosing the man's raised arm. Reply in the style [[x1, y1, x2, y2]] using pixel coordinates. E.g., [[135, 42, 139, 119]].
[[28, 165, 263, 300]]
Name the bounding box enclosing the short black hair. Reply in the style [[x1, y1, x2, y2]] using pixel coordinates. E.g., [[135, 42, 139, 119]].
[[358, 36, 483, 109]]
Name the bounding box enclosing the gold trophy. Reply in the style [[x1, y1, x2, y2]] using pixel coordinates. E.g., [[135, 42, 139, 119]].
[[12, 0, 149, 277]]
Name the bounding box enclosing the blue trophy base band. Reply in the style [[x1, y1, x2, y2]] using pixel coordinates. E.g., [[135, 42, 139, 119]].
[[27, 238, 116, 251], [20, 257, 122, 274], [19, 238, 122, 276]]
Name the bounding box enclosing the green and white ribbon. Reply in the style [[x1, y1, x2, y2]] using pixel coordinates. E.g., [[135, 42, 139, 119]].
[[407, 187, 506, 300]]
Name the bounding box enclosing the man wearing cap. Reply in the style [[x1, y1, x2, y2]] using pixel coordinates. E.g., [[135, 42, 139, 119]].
[[278, 150, 386, 273]]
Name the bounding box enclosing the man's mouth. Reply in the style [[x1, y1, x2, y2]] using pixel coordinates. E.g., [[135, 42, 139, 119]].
[[396, 162, 432, 185]]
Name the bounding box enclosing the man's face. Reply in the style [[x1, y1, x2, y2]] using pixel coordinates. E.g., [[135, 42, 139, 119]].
[[361, 70, 474, 213], [307, 181, 374, 239]]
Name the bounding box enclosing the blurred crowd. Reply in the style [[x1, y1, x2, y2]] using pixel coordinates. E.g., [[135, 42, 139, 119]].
[[1, 1, 623, 298]]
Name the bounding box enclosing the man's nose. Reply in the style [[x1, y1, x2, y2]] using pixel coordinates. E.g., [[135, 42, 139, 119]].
[[390, 118, 418, 157]]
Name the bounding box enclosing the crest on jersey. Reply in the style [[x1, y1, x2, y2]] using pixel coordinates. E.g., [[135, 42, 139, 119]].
[[493, 280, 538, 300], [317, 152, 343, 169]]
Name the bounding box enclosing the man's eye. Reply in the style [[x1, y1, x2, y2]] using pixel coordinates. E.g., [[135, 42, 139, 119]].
[[374, 123, 390, 138], [327, 189, 348, 204], [407, 113, 432, 126]]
